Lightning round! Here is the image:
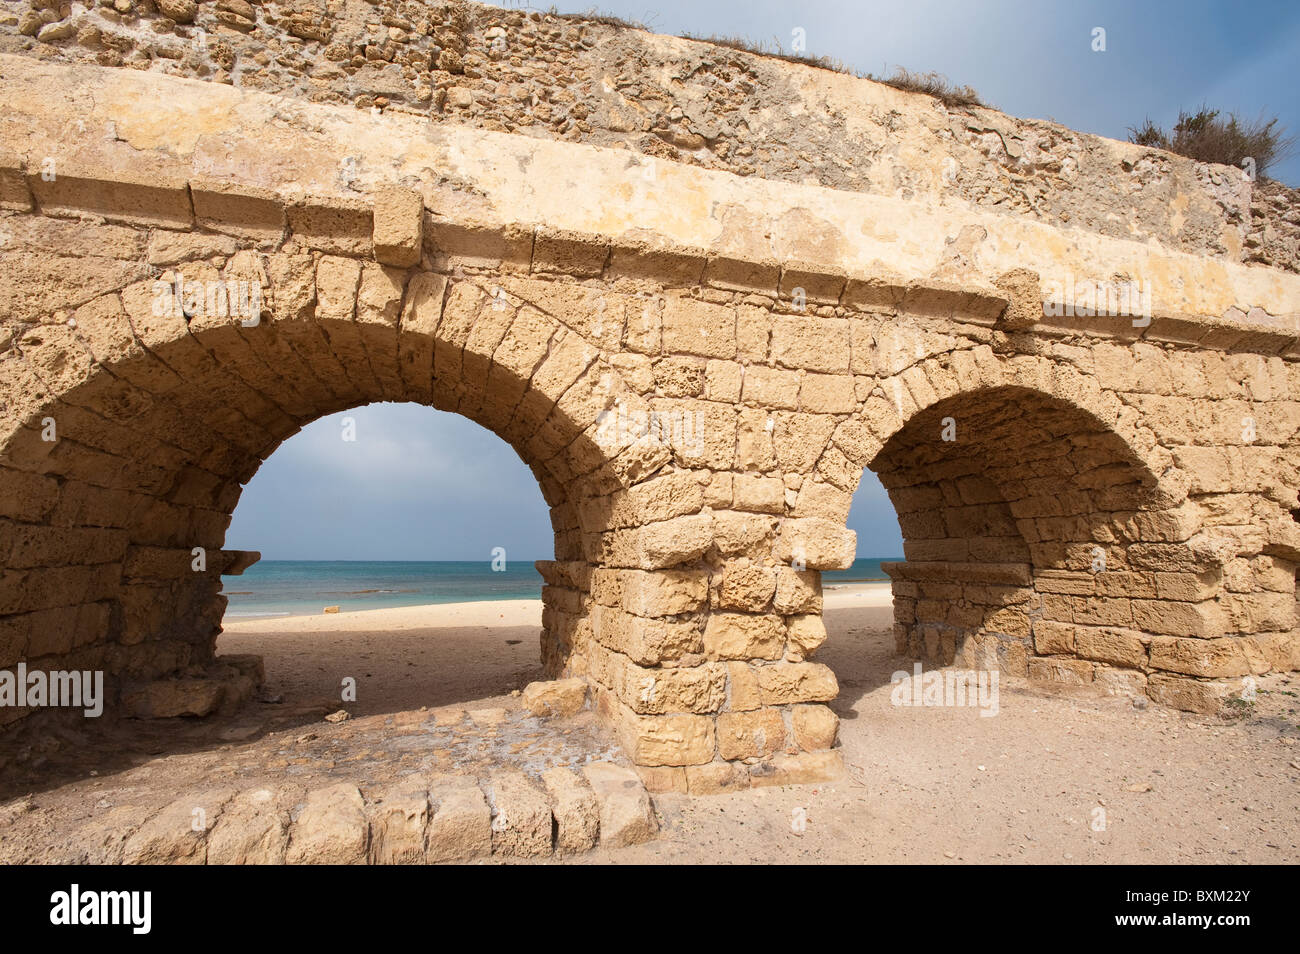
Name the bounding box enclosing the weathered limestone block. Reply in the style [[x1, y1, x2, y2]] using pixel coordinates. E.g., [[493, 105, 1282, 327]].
[[685, 760, 752, 795], [771, 315, 850, 372], [397, 272, 448, 403], [711, 510, 779, 559], [486, 772, 552, 858], [124, 789, 233, 865], [792, 704, 839, 751], [1094, 667, 1149, 698], [522, 677, 587, 717], [742, 364, 800, 409], [29, 164, 193, 230], [702, 612, 785, 661], [773, 567, 823, 614], [427, 774, 491, 863], [541, 767, 600, 855], [609, 698, 716, 767], [582, 762, 658, 847], [355, 261, 408, 399], [191, 178, 286, 242], [755, 750, 844, 787], [717, 707, 786, 760], [756, 662, 838, 704], [286, 784, 369, 865], [371, 186, 423, 268], [592, 604, 703, 665], [287, 197, 372, 255], [775, 518, 857, 570], [1027, 657, 1095, 685], [716, 560, 777, 612], [207, 788, 288, 865], [122, 678, 226, 718], [994, 268, 1042, 330], [1130, 598, 1228, 637], [661, 296, 736, 359], [1073, 627, 1149, 669], [532, 228, 609, 276], [367, 782, 430, 865], [1146, 673, 1237, 713], [591, 567, 709, 616], [726, 661, 763, 711], [1148, 636, 1251, 677], [786, 614, 828, 658], [610, 655, 726, 715]]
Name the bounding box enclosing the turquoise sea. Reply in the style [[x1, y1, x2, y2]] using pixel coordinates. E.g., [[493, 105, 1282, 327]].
[[223, 557, 897, 620]]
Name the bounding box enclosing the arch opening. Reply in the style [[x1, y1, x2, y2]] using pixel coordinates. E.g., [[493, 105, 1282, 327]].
[[216, 402, 555, 718], [864, 384, 1178, 690], [0, 258, 642, 740]]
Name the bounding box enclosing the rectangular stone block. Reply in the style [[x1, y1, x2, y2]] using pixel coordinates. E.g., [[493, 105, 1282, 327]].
[[367, 782, 430, 865], [771, 315, 850, 372], [702, 255, 779, 293], [1073, 627, 1149, 668], [752, 750, 844, 787], [608, 568, 709, 617], [30, 165, 193, 229], [287, 197, 372, 255], [1131, 599, 1227, 637], [581, 762, 658, 847], [397, 272, 447, 402], [531, 227, 608, 276], [1027, 657, 1095, 685], [607, 242, 706, 285], [799, 373, 857, 413], [486, 772, 553, 858], [1032, 620, 1076, 655], [427, 774, 491, 862], [717, 707, 786, 759], [0, 151, 33, 210], [703, 612, 785, 661], [779, 262, 846, 305], [591, 604, 703, 665], [610, 699, 716, 767], [661, 297, 736, 359], [285, 784, 368, 865], [1146, 673, 1235, 714], [773, 567, 822, 614], [775, 518, 856, 570], [755, 662, 838, 703], [371, 186, 423, 268], [716, 561, 777, 612], [741, 364, 799, 409], [541, 767, 599, 855], [1148, 635, 1250, 677], [191, 177, 286, 240]]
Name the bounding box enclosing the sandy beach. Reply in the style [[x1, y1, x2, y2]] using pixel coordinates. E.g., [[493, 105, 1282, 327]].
[[215, 585, 896, 717], [2, 582, 1295, 864], [214, 583, 1298, 863]]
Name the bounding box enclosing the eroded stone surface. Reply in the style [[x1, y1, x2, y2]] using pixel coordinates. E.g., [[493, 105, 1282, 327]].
[[0, 4, 1296, 794]]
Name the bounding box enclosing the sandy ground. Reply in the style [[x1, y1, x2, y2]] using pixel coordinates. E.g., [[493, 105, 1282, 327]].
[[1, 584, 1297, 864]]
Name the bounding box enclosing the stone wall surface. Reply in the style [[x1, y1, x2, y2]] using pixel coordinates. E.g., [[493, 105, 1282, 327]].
[[0, 0, 1298, 274], [0, 6, 1298, 793]]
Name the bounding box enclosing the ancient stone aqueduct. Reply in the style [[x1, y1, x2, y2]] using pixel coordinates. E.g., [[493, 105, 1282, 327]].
[[1, 0, 1299, 794]]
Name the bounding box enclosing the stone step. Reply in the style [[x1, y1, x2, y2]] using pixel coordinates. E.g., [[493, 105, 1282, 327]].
[[104, 764, 657, 864]]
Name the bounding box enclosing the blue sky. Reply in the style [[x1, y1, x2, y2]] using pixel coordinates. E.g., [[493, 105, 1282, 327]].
[[227, 1, 1298, 561]]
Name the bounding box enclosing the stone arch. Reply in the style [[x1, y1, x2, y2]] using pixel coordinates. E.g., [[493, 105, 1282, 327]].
[[0, 250, 664, 728], [866, 382, 1168, 682], [808, 349, 1290, 710]]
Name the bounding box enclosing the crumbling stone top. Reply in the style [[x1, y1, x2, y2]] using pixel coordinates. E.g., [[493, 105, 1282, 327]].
[[1, 0, 1297, 273]]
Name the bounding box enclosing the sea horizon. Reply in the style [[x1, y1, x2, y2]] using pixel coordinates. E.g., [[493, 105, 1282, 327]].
[[222, 557, 900, 620]]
